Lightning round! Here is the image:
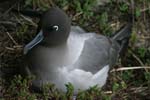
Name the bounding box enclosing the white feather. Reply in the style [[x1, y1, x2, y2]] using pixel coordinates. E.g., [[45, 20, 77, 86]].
[[66, 31, 94, 65], [55, 65, 109, 93]]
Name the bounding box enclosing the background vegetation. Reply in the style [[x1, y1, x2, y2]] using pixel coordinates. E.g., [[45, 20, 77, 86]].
[[0, 0, 150, 99]]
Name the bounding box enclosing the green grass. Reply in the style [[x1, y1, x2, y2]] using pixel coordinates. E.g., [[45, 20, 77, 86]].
[[1, 0, 150, 99], [3, 75, 36, 100]]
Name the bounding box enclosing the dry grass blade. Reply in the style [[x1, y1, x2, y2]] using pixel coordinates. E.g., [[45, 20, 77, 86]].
[[130, 0, 135, 24], [129, 50, 149, 72], [103, 91, 113, 94], [130, 87, 148, 93], [6, 32, 18, 45], [5, 45, 23, 51], [0, 2, 17, 18], [111, 66, 150, 72], [5, 47, 15, 51], [0, 21, 16, 26], [72, 12, 83, 21], [140, 7, 150, 12], [20, 15, 37, 27], [132, 54, 148, 72]]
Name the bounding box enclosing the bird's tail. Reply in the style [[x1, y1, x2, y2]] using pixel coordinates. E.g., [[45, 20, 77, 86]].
[[111, 23, 132, 57]]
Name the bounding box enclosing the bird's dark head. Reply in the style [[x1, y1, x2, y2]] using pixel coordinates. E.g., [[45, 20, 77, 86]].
[[41, 7, 71, 45], [24, 7, 71, 54]]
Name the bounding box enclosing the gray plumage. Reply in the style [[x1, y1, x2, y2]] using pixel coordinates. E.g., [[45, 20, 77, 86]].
[[22, 7, 132, 92]]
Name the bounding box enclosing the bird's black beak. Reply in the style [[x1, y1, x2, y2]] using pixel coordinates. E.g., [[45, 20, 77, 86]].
[[24, 30, 44, 54]]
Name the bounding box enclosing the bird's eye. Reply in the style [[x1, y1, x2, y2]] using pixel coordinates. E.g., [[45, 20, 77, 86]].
[[53, 25, 59, 31], [46, 25, 59, 32]]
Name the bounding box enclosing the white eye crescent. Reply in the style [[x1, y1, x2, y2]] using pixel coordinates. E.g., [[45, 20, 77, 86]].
[[53, 25, 59, 31]]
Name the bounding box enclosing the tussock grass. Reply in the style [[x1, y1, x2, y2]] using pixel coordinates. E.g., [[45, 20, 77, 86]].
[[0, 0, 150, 99]]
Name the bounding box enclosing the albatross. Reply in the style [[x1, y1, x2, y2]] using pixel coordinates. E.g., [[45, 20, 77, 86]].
[[24, 7, 132, 93]]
